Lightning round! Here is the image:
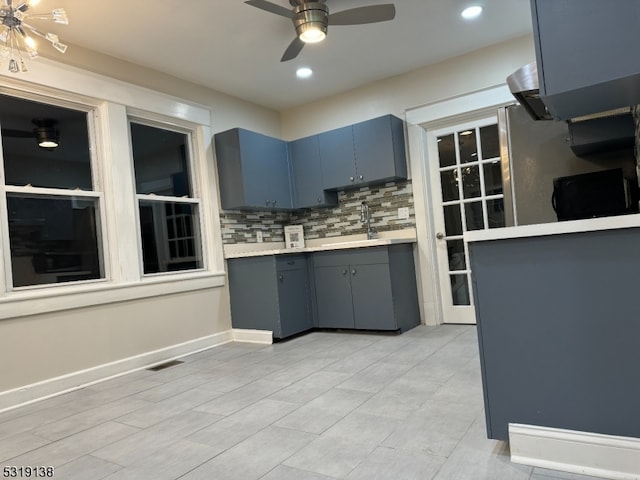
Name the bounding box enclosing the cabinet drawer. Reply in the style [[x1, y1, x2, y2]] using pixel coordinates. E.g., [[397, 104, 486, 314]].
[[313, 247, 389, 267], [276, 254, 308, 271]]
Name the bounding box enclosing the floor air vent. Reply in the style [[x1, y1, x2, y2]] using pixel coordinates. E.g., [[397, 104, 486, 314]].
[[146, 360, 184, 371]]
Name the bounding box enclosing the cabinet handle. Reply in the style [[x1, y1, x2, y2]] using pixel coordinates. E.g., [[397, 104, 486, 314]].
[[359, 175, 364, 180], [351, 269, 357, 276], [278, 275, 284, 282], [287, 260, 295, 265], [265, 200, 270, 206], [349, 176, 355, 182], [272, 200, 277, 206], [342, 269, 348, 275], [317, 197, 322, 203]]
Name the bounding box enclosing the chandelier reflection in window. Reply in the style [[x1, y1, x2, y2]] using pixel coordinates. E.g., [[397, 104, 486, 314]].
[[0, 0, 68, 73]]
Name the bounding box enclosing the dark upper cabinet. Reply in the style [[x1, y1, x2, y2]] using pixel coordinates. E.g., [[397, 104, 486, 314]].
[[532, 0, 640, 120], [214, 128, 293, 210], [289, 135, 338, 209], [319, 115, 408, 190]]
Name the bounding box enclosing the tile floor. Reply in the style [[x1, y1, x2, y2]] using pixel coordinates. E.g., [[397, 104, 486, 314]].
[[0, 325, 609, 479]]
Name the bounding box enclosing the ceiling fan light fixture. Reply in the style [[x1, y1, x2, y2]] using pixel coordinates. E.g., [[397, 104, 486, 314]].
[[294, 1, 328, 43]]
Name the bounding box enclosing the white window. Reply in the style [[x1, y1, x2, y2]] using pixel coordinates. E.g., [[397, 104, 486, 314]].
[[0, 93, 104, 290], [129, 120, 204, 275]]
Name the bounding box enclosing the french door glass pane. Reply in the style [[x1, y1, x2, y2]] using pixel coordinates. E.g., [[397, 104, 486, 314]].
[[487, 199, 506, 228], [0, 94, 92, 190], [440, 169, 459, 201], [483, 161, 503, 195], [480, 124, 500, 159], [7, 194, 102, 287], [462, 165, 481, 198], [447, 240, 466, 271], [437, 134, 456, 167], [464, 201, 484, 231], [458, 129, 478, 163], [443, 204, 463, 236], [450, 274, 470, 305]]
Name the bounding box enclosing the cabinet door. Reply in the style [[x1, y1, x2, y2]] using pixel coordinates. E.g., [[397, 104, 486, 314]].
[[318, 125, 357, 190], [314, 265, 354, 328], [353, 115, 407, 185], [289, 136, 338, 208], [240, 129, 292, 209], [350, 263, 396, 330], [277, 268, 313, 338]]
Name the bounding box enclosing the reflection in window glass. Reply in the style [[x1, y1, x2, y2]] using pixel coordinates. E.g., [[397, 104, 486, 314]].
[[440, 169, 459, 202], [462, 165, 481, 199], [450, 274, 470, 305], [0, 94, 92, 190], [487, 199, 505, 228], [447, 240, 466, 271], [7, 195, 103, 287], [139, 200, 203, 274], [480, 124, 500, 159], [443, 204, 463, 236], [483, 161, 503, 195], [458, 129, 477, 163], [130, 123, 191, 197], [464, 201, 484, 231], [437, 134, 456, 168]]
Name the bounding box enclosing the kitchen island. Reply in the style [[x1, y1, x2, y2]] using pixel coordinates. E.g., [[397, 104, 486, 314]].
[[465, 215, 640, 442]]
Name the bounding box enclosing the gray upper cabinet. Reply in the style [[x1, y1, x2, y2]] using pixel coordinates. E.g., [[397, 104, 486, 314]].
[[319, 115, 408, 190], [289, 135, 338, 209], [532, 0, 640, 120], [214, 128, 293, 210]]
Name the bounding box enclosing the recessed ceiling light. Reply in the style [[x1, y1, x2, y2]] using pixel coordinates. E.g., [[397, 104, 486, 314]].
[[296, 67, 313, 79], [461, 5, 483, 19]]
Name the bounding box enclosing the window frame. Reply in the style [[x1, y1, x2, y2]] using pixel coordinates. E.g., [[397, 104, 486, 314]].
[[0, 89, 110, 294], [0, 62, 225, 321]]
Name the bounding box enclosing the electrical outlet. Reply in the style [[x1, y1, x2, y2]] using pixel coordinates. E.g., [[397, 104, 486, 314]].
[[256, 230, 263, 243], [398, 207, 410, 220]]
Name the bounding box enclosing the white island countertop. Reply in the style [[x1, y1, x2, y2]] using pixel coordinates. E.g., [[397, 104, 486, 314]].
[[465, 213, 640, 243], [224, 228, 417, 259]]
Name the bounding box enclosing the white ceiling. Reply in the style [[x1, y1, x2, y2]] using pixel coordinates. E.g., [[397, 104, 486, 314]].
[[45, 0, 534, 111]]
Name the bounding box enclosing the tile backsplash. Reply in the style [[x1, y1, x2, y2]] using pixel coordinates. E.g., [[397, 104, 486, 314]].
[[219, 180, 415, 244]]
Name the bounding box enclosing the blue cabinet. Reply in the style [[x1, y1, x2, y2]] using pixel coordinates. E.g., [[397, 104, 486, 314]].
[[319, 115, 408, 190], [289, 135, 338, 209], [227, 254, 312, 340], [312, 245, 419, 332], [214, 128, 293, 210]]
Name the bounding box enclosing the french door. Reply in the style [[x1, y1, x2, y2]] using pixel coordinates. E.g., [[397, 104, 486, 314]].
[[428, 117, 505, 324]]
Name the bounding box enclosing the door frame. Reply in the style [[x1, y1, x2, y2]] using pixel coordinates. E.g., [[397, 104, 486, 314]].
[[405, 84, 514, 326]]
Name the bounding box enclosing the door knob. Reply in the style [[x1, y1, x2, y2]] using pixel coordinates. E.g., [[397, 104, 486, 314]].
[[436, 232, 445, 240]]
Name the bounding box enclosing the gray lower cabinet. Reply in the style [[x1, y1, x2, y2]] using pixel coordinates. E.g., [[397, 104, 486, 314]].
[[313, 245, 419, 332], [227, 254, 312, 339], [214, 128, 293, 210]]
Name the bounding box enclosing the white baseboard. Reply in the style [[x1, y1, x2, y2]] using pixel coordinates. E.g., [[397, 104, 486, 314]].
[[0, 330, 234, 414], [231, 328, 273, 344], [509, 423, 640, 480]]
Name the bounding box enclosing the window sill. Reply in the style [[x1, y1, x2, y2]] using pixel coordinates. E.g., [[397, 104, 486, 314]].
[[0, 271, 226, 320]]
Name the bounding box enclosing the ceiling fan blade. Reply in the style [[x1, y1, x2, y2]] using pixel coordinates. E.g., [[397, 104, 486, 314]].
[[328, 4, 396, 25], [244, 0, 292, 18], [1, 128, 33, 138], [281, 36, 305, 62]]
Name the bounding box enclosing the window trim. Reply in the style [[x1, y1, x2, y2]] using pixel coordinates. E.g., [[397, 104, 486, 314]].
[[0, 58, 225, 319]]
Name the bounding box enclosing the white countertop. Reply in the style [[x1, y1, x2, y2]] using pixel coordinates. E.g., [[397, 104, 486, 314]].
[[465, 213, 640, 243], [224, 229, 417, 259]]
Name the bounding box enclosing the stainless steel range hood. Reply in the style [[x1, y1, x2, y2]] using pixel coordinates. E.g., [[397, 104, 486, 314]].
[[506, 62, 552, 121]]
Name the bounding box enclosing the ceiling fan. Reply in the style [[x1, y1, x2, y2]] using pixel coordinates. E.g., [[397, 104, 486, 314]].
[[245, 0, 396, 62], [2, 119, 60, 148]]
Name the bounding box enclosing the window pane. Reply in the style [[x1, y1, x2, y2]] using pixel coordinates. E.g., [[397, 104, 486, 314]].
[[480, 124, 499, 159], [464, 201, 484, 231], [461, 165, 481, 199], [458, 129, 478, 164], [450, 274, 470, 305], [437, 134, 456, 167], [483, 161, 503, 195], [0, 94, 92, 190], [131, 123, 192, 197], [443, 204, 462, 236], [139, 200, 203, 274], [440, 169, 459, 202], [447, 239, 466, 271], [487, 199, 506, 229], [7, 195, 103, 287]]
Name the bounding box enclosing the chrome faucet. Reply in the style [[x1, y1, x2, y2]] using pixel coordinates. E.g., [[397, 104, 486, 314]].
[[360, 201, 376, 240]]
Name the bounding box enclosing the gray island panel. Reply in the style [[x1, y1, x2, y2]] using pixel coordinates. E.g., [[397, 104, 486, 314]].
[[469, 227, 640, 441]]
